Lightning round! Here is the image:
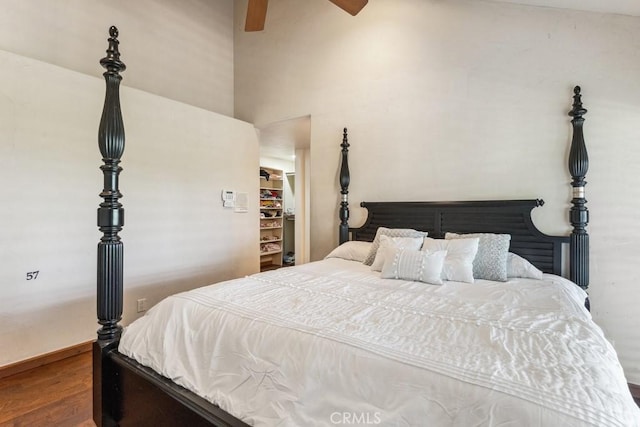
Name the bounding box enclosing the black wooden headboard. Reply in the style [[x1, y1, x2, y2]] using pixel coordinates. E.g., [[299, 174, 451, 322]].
[[349, 199, 567, 276]]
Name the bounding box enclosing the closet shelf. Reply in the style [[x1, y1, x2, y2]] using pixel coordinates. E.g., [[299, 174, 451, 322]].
[[260, 249, 282, 256], [260, 238, 282, 244], [260, 165, 285, 272]]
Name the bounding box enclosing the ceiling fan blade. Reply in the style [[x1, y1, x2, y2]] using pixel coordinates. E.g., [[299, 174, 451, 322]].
[[328, 0, 368, 16], [245, 0, 268, 32]]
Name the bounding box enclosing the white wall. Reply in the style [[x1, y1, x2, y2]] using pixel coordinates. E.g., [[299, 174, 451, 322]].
[[234, 0, 640, 382], [0, 49, 259, 367], [0, 0, 234, 115], [0, 0, 247, 367]]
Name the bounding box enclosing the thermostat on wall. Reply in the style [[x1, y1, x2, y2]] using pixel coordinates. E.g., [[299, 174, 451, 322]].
[[221, 189, 235, 208]]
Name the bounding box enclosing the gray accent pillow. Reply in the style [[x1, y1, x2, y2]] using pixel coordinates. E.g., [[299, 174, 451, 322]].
[[380, 249, 447, 285], [445, 232, 511, 282], [363, 227, 427, 266]]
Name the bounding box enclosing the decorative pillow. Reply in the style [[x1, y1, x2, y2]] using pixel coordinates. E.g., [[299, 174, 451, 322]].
[[445, 232, 511, 282], [363, 227, 427, 266], [507, 252, 543, 279], [380, 249, 447, 285], [325, 241, 373, 263], [421, 237, 479, 283], [370, 235, 424, 271]]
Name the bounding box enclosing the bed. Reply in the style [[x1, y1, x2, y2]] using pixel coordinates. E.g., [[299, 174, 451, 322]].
[[93, 27, 640, 426]]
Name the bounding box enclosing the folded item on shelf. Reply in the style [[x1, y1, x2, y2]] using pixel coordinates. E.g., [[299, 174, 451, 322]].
[[260, 242, 281, 253]]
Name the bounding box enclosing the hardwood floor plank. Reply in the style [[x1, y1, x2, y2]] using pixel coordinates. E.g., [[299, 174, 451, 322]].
[[0, 342, 92, 380], [2, 389, 92, 427], [0, 351, 93, 427]]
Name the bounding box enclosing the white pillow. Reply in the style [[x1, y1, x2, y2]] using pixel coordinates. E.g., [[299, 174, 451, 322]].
[[325, 241, 373, 263], [363, 227, 428, 266], [507, 252, 543, 279], [370, 235, 424, 271], [380, 249, 447, 285], [421, 237, 479, 283], [445, 232, 511, 282]]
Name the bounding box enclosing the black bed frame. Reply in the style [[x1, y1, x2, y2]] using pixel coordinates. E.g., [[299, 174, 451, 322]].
[[339, 95, 590, 291], [93, 28, 589, 426]]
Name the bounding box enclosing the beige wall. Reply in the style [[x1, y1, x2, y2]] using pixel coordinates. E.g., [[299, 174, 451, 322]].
[[0, 0, 251, 366], [234, 0, 640, 383], [0, 0, 234, 115], [0, 46, 258, 366]]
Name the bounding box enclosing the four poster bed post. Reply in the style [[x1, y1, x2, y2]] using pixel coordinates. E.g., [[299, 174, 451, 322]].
[[568, 86, 589, 291], [339, 128, 350, 245], [92, 26, 591, 426], [93, 26, 126, 427]]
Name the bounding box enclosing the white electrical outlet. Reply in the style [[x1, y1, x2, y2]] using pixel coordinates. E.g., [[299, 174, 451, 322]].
[[136, 298, 147, 313]]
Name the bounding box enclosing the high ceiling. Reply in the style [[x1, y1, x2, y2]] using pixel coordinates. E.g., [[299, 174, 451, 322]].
[[258, 116, 310, 162], [488, 0, 640, 17], [258, 0, 640, 161]]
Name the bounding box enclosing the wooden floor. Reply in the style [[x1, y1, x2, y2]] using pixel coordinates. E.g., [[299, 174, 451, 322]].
[[0, 351, 93, 427], [0, 348, 637, 426]]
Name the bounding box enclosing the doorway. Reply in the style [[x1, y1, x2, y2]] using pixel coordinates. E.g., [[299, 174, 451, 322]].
[[257, 115, 311, 266]]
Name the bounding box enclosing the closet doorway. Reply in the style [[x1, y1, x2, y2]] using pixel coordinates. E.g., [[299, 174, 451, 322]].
[[257, 115, 311, 266]]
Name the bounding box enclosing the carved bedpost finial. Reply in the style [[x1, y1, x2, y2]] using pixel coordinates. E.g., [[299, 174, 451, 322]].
[[339, 128, 351, 245], [568, 85, 589, 291], [100, 26, 126, 74], [97, 26, 126, 342], [570, 86, 586, 116]]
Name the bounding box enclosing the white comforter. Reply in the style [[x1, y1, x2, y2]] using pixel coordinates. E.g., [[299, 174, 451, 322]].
[[119, 258, 640, 426]]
